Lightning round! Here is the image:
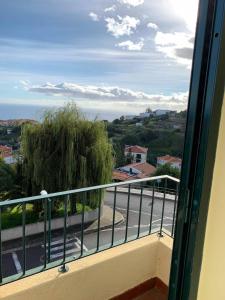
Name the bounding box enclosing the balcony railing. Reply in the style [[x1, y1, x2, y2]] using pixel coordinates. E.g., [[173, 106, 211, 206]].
[[0, 175, 179, 285]]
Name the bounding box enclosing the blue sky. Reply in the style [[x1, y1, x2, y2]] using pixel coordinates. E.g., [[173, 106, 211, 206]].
[[0, 0, 198, 116]]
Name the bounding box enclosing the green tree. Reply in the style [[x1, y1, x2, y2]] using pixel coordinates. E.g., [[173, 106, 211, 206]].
[[153, 163, 180, 179], [113, 143, 125, 168], [21, 104, 113, 213], [0, 158, 15, 193], [153, 163, 180, 190]]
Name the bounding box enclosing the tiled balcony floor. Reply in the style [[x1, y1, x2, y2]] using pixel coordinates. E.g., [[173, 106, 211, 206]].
[[134, 288, 167, 300]]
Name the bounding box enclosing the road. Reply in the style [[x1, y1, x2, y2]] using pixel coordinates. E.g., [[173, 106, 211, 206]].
[[1, 191, 177, 280]]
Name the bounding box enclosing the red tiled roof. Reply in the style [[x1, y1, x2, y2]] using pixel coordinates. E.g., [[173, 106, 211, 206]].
[[0, 145, 13, 158], [125, 145, 148, 154], [126, 162, 156, 176], [112, 170, 134, 181], [0, 145, 12, 151], [157, 155, 182, 164]]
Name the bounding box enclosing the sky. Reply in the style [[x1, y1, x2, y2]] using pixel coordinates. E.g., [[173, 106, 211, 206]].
[[0, 0, 199, 118]]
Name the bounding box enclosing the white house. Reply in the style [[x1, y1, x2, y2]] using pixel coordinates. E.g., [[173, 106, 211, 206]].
[[157, 155, 182, 170], [124, 145, 148, 163], [123, 115, 136, 120], [154, 109, 176, 116]]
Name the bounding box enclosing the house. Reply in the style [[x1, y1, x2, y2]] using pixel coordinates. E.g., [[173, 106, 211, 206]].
[[0, 145, 13, 158], [154, 109, 176, 116], [0, 145, 16, 164], [124, 145, 148, 163], [113, 162, 156, 182], [157, 154, 182, 170]]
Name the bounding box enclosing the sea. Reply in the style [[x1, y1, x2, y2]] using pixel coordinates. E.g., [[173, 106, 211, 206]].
[[0, 103, 122, 122]]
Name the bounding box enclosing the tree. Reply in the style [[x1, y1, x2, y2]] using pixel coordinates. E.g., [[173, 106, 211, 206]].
[[21, 104, 113, 213], [153, 163, 180, 190], [113, 143, 125, 168], [0, 158, 15, 193], [0, 159, 25, 201], [153, 163, 180, 178]]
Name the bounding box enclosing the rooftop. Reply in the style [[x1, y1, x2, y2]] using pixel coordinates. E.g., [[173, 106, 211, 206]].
[[125, 145, 148, 154], [157, 155, 182, 164]]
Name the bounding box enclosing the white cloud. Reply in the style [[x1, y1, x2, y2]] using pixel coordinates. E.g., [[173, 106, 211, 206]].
[[104, 5, 117, 13], [89, 12, 99, 22], [116, 39, 144, 51], [147, 22, 158, 30], [155, 31, 194, 67], [24, 82, 188, 109], [105, 16, 140, 38], [118, 0, 144, 7]]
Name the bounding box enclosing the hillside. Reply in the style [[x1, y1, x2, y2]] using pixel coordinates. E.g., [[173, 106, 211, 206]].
[[107, 110, 187, 166]]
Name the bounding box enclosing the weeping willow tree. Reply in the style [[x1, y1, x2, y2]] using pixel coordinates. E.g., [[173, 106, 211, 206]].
[[21, 104, 113, 213]]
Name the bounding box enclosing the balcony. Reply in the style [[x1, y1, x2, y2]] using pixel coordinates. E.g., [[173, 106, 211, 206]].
[[0, 175, 178, 299]]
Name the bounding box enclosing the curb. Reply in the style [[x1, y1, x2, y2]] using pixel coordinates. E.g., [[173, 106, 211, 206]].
[[106, 188, 177, 202]]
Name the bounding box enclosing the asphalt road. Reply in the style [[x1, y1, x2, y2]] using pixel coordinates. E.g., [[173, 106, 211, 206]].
[[1, 191, 177, 280]]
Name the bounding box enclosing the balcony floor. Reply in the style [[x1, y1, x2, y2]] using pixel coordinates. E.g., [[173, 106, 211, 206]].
[[134, 288, 167, 300]]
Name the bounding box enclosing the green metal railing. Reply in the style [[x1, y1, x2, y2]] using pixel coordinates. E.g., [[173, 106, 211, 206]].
[[0, 175, 179, 285]]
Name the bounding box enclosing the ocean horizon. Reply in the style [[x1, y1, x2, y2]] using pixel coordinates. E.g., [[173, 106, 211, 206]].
[[0, 103, 123, 122]]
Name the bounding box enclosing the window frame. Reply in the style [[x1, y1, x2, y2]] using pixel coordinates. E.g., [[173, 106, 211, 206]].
[[168, 0, 225, 299]]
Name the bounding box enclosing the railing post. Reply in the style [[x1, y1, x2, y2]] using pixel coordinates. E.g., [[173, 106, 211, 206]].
[[111, 186, 117, 247], [40, 190, 52, 264], [137, 184, 143, 238], [171, 182, 179, 237], [125, 184, 131, 242], [96, 191, 102, 252], [80, 191, 86, 258], [149, 181, 155, 235], [22, 202, 26, 275], [59, 195, 69, 273], [159, 178, 167, 237]]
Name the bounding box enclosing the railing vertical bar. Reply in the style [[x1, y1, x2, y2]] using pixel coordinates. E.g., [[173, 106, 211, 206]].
[[159, 178, 167, 237], [111, 186, 117, 247], [171, 183, 179, 237], [125, 184, 131, 242], [96, 191, 101, 252], [63, 196, 68, 262], [137, 185, 144, 238], [59, 195, 69, 273], [0, 207, 2, 283], [22, 202, 26, 275], [149, 182, 155, 234], [80, 192, 85, 257], [43, 198, 47, 269], [47, 198, 52, 263]]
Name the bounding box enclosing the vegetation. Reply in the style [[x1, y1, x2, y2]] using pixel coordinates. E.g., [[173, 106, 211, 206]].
[[1, 202, 91, 230], [21, 104, 113, 212], [153, 163, 180, 179], [107, 110, 186, 166]]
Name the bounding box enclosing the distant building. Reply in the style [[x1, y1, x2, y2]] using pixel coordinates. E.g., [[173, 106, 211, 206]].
[[123, 115, 136, 120], [138, 112, 153, 119], [125, 145, 148, 163], [0, 145, 16, 164], [7, 129, 12, 135], [0, 145, 12, 158], [157, 155, 182, 170], [154, 109, 176, 116], [113, 162, 156, 182]]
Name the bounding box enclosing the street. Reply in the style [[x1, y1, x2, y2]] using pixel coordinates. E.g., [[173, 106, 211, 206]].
[[1, 191, 177, 280]]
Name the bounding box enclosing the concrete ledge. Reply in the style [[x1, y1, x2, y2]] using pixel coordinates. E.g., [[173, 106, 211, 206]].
[[0, 234, 173, 300]]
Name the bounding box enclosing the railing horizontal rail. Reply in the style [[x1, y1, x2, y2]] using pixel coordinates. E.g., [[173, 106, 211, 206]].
[[0, 175, 180, 207]]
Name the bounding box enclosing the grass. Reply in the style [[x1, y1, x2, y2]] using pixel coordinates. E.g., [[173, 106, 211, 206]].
[[1, 202, 92, 230]]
